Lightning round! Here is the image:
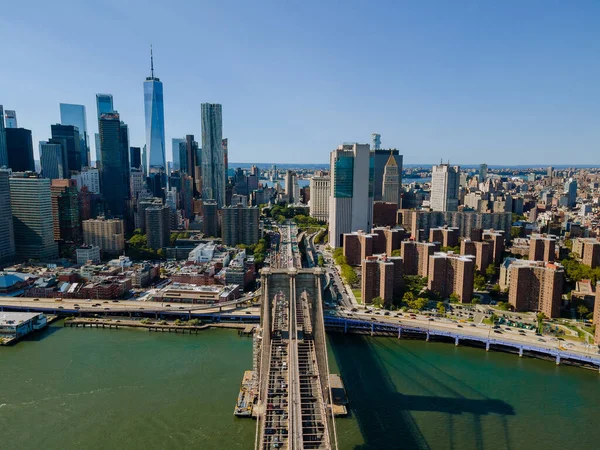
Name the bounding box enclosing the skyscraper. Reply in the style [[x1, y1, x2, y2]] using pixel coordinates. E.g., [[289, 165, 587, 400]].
[[381, 152, 400, 207], [430, 163, 460, 212], [201, 103, 225, 207], [172, 138, 185, 171], [99, 113, 128, 217], [4, 110, 17, 128], [143, 48, 166, 175], [51, 124, 82, 172], [564, 178, 577, 208], [371, 133, 381, 150], [309, 175, 330, 222], [95, 94, 114, 164], [9, 173, 58, 260], [145, 205, 170, 250], [0, 170, 15, 263], [60, 103, 90, 167], [130, 146, 142, 169], [51, 179, 81, 245], [96, 94, 114, 118], [221, 205, 259, 246], [329, 143, 374, 248], [40, 141, 67, 180], [372, 149, 403, 201], [0, 106, 7, 167], [6, 128, 35, 172], [479, 163, 488, 182]]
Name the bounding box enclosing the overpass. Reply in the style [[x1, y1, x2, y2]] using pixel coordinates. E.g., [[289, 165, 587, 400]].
[[254, 267, 338, 450]]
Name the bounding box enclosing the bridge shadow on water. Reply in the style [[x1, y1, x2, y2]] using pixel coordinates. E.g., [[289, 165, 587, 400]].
[[329, 334, 515, 450]]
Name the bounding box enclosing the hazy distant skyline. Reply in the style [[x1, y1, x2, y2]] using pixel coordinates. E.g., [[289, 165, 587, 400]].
[[1, 1, 599, 165]]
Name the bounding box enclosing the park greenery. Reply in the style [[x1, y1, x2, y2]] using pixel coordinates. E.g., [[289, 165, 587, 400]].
[[332, 248, 359, 286], [265, 205, 325, 229], [313, 228, 328, 245], [561, 256, 600, 284], [391, 249, 401, 257], [238, 237, 270, 265], [440, 245, 460, 253], [170, 231, 191, 246], [127, 229, 163, 260]]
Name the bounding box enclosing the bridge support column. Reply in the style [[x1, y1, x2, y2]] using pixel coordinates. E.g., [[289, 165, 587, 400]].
[[398, 327, 401, 339], [556, 355, 561, 365], [486, 341, 490, 351], [455, 336, 459, 346], [344, 320, 348, 334], [519, 347, 523, 357], [370, 322, 374, 337], [426, 332, 430, 342]]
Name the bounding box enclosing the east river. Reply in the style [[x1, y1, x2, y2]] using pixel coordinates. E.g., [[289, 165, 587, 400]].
[[1, 322, 599, 449]]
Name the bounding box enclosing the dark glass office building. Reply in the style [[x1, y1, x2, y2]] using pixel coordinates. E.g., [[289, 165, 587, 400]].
[[51, 124, 82, 172], [130, 146, 141, 169], [99, 113, 128, 217], [6, 128, 35, 172]]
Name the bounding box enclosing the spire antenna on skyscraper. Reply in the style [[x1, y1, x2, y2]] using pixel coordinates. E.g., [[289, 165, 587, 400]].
[[150, 45, 154, 79]]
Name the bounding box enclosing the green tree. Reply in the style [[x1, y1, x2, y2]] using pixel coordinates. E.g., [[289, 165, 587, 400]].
[[317, 255, 325, 267], [485, 264, 496, 280], [371, 296, 383, 308], [436, 301, 446, 316], [391, 249, 401, 257], [403, 291, 415, 306], [474, 274, 486, 291], [157, 248, 165, 258], [449, 292, 460, 303], [497, 301, 511, 311], [415, 297, 428, 311], [490, 312, 499, 325], [340, 264, 358, 285], [577, 305, 589, 321], [536, 312, 546, 334], [471, 297, 481, 306]]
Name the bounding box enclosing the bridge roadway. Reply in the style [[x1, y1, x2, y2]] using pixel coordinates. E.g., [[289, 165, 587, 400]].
[[255, 268, 337, 450]]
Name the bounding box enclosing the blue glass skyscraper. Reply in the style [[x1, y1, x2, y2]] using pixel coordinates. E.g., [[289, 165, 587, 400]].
[[95, 94, 113, 165], [201, 103, 225, 208], [96, 94, 113, 119], [143, 48, 166, 175], [60, 103, 90, 168]]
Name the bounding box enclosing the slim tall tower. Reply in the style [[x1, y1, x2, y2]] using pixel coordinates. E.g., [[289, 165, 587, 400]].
[[0, 105, 7, 167], [201, 103, 224, 207], [143, 47, 166, 175], [99, 113, 128, 217], [95, 94, 114, 165], [60, 103, 90, 167], [0, 170, 15, 263], [430, 163, 460, 212]]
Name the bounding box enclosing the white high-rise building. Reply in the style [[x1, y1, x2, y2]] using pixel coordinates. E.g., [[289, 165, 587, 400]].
[[329, 143, 373, 248], [72, 167, 100, 194], [430, 163, 460, 212], [309, 175, 330, 222]]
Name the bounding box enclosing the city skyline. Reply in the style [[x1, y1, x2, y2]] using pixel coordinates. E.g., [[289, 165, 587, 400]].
[[1, 1, 599, 165]]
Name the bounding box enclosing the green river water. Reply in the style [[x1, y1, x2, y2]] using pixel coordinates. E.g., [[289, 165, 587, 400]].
[[1, 322, 599, 449]]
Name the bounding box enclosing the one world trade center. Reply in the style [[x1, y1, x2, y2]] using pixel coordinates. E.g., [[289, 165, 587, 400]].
[[143, 46, 166, 194]]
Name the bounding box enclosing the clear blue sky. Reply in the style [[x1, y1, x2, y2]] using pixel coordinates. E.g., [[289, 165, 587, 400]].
[[1, 0, 599, 165]]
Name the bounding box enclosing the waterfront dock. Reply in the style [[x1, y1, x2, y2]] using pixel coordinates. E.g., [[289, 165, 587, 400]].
[[64, 318, 250, 333], [234, 370, 258, 417], [329, 373, 349, 417]]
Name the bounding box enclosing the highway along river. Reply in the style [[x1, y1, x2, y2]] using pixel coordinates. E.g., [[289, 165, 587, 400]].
[[1, 322, 599, 449]]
